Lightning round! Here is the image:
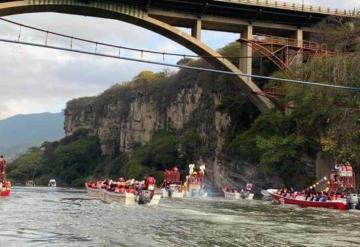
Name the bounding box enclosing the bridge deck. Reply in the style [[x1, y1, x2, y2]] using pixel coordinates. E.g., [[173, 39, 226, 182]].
[[147, 0, 357, 28], [217, 0, 358, 17], [0, 0, 356, 28]]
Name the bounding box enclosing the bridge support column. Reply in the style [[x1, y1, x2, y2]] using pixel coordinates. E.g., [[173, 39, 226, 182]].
[[191, 18, 202, 40], [295, 28, 303, 47], [240, 24, 253, 79], [294, 28, 303, 65]]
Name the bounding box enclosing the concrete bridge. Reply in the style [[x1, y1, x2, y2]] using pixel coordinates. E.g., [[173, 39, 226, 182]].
[[0, 0, 356, 111]]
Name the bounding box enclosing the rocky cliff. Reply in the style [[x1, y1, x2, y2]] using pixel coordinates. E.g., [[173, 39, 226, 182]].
[[64, 67, 236, 188]]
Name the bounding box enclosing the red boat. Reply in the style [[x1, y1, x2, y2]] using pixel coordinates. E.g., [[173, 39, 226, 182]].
[[267, 162, 358, 211], [267, 189, 348, 210], [161, 167, 184, 198], [0, 181, 11, 197]]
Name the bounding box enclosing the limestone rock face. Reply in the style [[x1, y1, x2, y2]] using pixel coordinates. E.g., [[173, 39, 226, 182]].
[[63, 76, 281, 190], [64, 83, 230, 160]]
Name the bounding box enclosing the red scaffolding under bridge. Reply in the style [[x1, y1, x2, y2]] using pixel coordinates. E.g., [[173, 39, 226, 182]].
[[239, 34, 332, 73]]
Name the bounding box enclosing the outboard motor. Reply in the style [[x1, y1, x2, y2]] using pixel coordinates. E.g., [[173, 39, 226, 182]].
[[167, 189, 173, 198], [138, 190, 152, 204], [346, 194, 359, 209], [356, 195, 360, 210], [168, 185, 175, 198]]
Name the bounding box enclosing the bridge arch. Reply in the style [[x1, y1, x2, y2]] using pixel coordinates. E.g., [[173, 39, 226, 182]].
[[0, 0, 273, 111]]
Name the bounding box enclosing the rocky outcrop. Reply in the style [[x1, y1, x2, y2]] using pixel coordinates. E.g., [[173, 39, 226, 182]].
[[64, 77, 230, 163]]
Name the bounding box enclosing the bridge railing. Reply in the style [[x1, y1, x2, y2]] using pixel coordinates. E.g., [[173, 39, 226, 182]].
[[220, 0, 360, 17], [253, 33, 326, 51]]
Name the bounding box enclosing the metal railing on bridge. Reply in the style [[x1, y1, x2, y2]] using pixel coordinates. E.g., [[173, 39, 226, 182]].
[[252, 34, 326, 51], [219, 0, 360, 17]]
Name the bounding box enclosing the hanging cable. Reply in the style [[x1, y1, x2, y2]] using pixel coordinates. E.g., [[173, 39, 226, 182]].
[[17, 25, 21, 42], [0, 37, 359, 92], [0, 17, 259, 60]]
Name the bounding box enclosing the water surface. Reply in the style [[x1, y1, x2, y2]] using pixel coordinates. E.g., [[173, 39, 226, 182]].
[[1, 187, 359, 246]]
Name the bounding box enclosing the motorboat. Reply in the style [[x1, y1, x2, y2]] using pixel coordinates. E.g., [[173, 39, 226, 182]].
[[85, 182, 100, 198], [223, 183, 254, 200], [26, 180, 35, 187], [267, 189, 349, 210], [162, 184, 184, 198], [99, 189, 137, 205], [0, 181, 11, 197], [161, 167, 184, 198], [48, 179, 56, 187], [99, 189, 161, 206], [183, 161, 207, 198], [267, 162, 360, 211], [85, 180, 161, 206]]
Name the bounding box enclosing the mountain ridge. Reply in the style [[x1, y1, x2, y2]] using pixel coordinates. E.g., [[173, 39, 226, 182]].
[[0, 112, 65, 159]]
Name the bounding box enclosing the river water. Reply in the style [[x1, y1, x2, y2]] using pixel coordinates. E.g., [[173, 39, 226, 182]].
[[1, 187, 360, 247]]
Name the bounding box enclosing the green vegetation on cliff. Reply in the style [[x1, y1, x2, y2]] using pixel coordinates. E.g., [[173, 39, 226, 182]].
[[222, 18, 360, 187]]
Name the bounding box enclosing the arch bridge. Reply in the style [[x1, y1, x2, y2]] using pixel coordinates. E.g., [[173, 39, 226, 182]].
[[0, 0, 355, 111]]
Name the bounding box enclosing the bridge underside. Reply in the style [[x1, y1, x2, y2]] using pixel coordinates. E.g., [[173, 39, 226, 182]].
[[0, 0, 341, 111]]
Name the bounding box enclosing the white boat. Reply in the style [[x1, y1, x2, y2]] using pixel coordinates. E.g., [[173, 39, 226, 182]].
[[100, 189, 137, 205], [162, 184, 184, 198], [184, 183, 207, 198], [48, 179, 56, 187], [98, 189, 161, 206], [223, 189, 254, 200], [260, 189, 273, 200], [26, 180, 35, 187], [85, 183, 100, 198], [183, 161, 207, 198], [161, 167, 184, 198]]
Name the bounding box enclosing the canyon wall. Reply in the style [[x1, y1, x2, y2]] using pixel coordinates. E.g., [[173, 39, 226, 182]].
[[64, 69, 234, 188]]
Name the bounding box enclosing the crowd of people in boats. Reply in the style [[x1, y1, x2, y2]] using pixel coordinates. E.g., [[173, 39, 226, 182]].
[[275, 162, 357, 202], [276, 188, 342, 202], [224, 183, 253, 194], [87, 174, 157, 197], [0, 155, 10, 190], [87, 162, 208, 199]]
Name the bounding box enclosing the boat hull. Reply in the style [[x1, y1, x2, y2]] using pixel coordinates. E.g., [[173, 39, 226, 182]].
[[99, 189, 161, 206], [223, 190, 254, 200], [0, 188, 10, 197], [100, 189, 136, 205], [268, 189, 348, 211], [184, 184, 207, 198], [85, 184, 100, 198], [162, 188, 184, 198]]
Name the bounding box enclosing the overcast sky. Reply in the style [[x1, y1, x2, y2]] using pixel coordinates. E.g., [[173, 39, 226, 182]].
[[0, 0, 359, 119]]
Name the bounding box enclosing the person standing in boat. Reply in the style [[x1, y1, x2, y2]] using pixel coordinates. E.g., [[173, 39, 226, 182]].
[[145, 174, 156, 199], [0, 155, 6, 182]]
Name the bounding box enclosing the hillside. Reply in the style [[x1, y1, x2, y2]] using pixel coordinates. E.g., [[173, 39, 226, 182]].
[[0, 112, 65, 159]]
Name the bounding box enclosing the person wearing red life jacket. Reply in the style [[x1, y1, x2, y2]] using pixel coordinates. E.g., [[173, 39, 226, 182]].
[[117, 177, 126, 193], [0, 155, 6, 182], [173, 166, 180, 182], [146, 175, 156, 198]]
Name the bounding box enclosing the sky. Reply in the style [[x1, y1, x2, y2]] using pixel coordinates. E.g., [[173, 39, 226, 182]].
[[0, 0, 359, 119]]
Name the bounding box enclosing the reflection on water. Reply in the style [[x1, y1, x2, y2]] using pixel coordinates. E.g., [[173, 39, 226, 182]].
[[1, 187, 360, 246]]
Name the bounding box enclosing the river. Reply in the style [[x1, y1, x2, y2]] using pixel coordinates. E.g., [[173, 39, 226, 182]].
[[1, 187, 360, 247]]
